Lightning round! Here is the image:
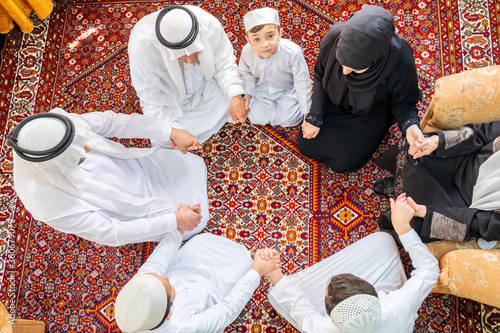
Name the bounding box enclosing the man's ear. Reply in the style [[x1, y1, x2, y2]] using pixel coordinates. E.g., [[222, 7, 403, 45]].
[[167, 311, 172, 321], [245, 35, 250, 44], [279, 27, 283, 38]]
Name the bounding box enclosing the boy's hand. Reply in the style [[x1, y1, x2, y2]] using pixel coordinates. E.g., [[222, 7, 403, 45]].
[[229, 95, 248, 124], [301, 117, 320, 139], [170, 128, 201, 154], [390, 193, 414, 236]]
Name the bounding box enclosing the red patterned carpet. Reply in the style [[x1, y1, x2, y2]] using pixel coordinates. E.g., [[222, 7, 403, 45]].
[[0, 0, 499, 332]]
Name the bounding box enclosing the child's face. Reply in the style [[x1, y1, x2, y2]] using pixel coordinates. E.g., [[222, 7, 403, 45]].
[[246, 25, 282, 58]]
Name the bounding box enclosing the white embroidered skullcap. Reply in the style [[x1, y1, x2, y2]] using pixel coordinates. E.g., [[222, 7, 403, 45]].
[[330, 294, 382, 333], [156, 6, 203, 60], [244, 7, 280, 32], [115, 274, 168, 332]]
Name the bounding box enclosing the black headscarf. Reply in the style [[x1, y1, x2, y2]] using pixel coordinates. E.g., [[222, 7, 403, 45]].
[[323, 5, 403, 115]]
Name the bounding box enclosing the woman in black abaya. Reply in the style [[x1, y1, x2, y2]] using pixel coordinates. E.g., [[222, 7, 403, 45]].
[[299, 5, 422, 172]]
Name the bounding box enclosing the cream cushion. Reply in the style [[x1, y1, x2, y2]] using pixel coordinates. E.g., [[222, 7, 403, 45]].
[[427, 240, 500, 308], [421, 65, 500, 132]]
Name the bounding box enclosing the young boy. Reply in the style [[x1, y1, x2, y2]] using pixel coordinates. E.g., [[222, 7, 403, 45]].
[[239, 7, 312, 127]]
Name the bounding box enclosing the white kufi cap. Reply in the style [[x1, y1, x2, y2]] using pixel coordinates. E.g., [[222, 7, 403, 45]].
[[115, 274, 169, 332], [330, 294, 382, 333], [244, 7, 280, 32]]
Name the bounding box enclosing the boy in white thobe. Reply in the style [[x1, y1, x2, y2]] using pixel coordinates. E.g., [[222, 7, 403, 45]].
[[264, 194, 439, 333], [239, 7, 312, 127], [114, 232, 280, 332], [10, 109, 208, 246], [128, 5, 247, 143]]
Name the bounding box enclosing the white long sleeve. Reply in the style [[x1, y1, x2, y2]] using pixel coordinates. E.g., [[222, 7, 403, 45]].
[[377, 229, 439, 332], [178, 270, 261, 333], [49, 211, 177, 247], [290, 49, 312, 115], [210, 20, 245, 99], [78, 110, 173, 144], [137, 231, 183, 276]]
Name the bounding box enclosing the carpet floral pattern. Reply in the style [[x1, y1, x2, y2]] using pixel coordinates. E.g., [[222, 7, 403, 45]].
[[0, 0, 499, 332]]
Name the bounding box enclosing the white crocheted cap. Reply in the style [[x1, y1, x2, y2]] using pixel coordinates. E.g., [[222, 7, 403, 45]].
[[115, 274, 168, 332], [17, 116, 67, 153], [244, 7, 280, 32], [330, 294, 382, 333]]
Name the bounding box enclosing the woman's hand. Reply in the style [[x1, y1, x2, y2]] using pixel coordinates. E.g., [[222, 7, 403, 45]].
[[409, 135, 439, 158], [406, 124, 424, 147], [407, 196, 427, 218], [302, 115, 320, 139]]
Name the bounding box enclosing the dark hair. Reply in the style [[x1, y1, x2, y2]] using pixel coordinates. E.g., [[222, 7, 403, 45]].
[[248, 24, 279, 34], [325, 273, 378, 314], [151, 294, 173, 330]]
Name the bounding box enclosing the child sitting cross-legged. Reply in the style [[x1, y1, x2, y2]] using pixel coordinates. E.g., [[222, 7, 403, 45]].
[[239, 7, 312, 127]]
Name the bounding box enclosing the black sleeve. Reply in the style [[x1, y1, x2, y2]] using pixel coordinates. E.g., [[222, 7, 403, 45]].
[[419, 206, 500, 242], [388, 40, 420, 134], [307, 55, 328, 121], [430, 121, 500, 158], [307, 27, 339, 122]]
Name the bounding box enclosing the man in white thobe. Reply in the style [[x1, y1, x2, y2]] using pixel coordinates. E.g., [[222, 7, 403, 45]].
[[264, 194, 439, 333], [239, 7, 312, 127], [114, 232, 280, 332], [10, 109, 208, 246], [128, 5, 247, 143]]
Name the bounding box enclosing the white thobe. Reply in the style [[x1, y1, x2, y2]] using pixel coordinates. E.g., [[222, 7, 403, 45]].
[[135, 232, 261, 333], [268, 231, 439, 333], [128, 5, 245, 143], [46, 112, 209, 246], [238, 39, 312, 127]]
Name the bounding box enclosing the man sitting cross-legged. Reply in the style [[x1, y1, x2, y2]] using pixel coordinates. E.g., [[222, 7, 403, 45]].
[[9, 109, 206, 246], [128, 5, 247, 143]]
